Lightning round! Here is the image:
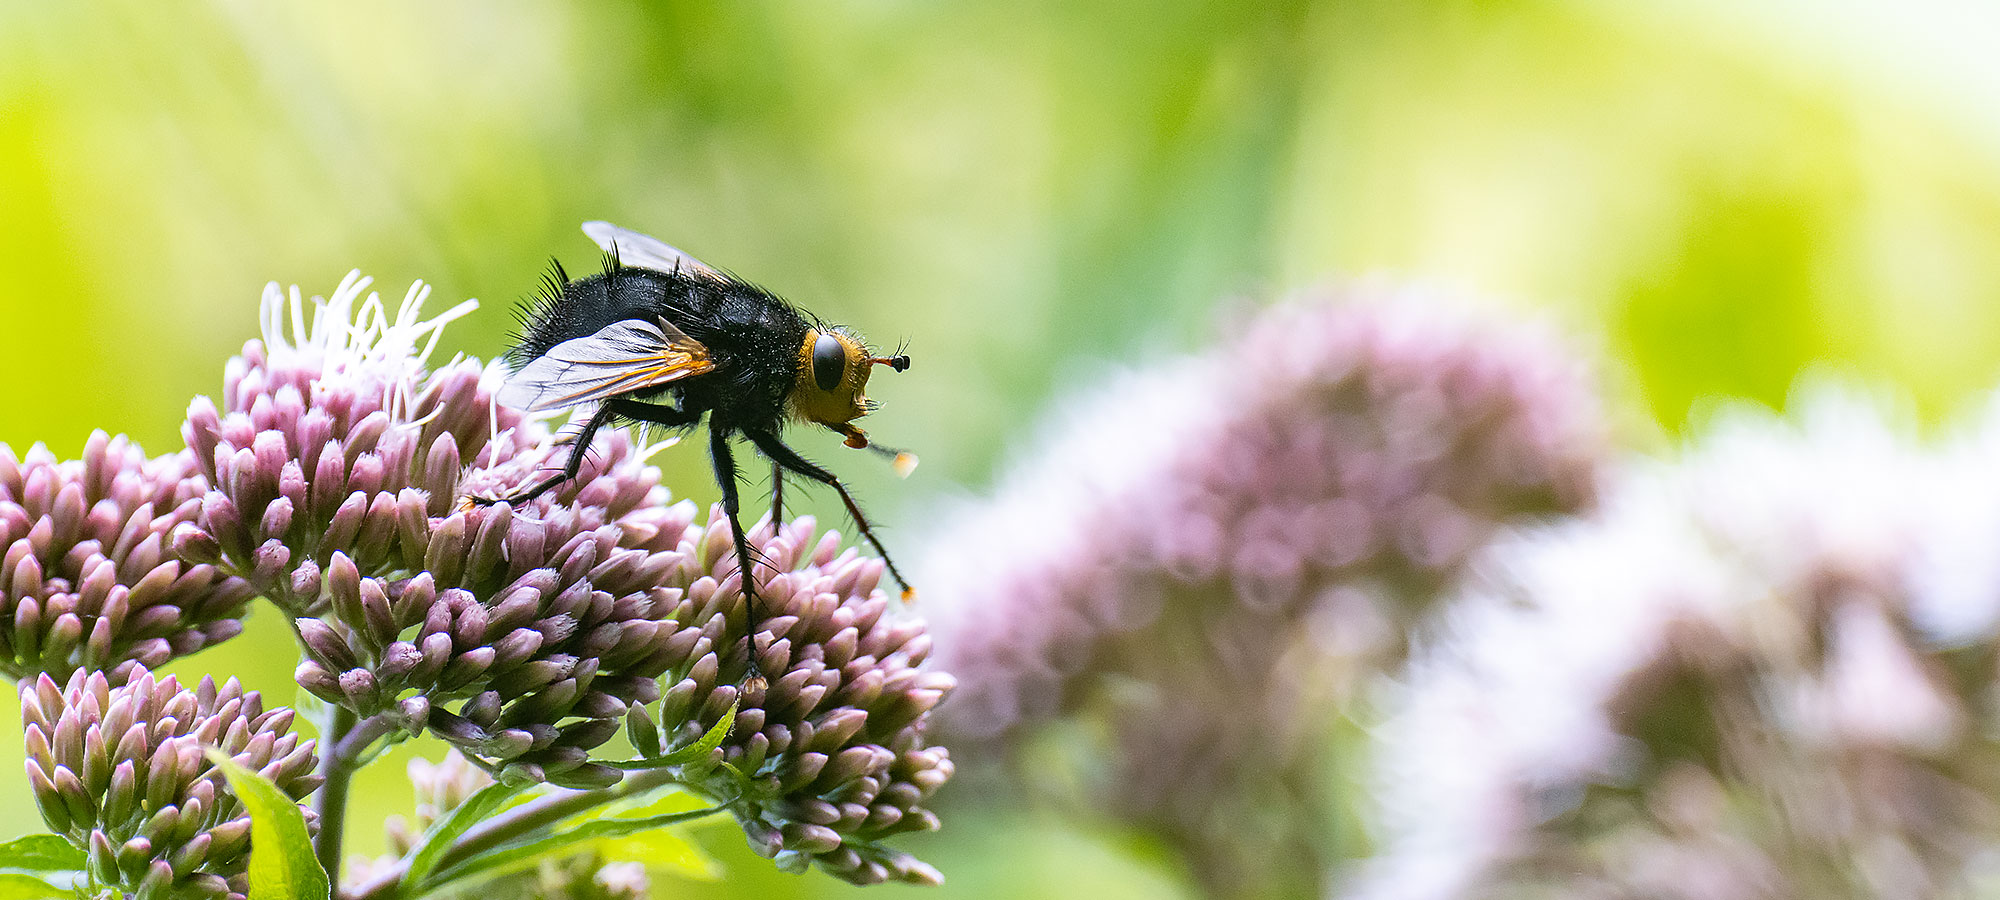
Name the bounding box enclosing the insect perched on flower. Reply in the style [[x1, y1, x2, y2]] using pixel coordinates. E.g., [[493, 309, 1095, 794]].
[[475, 221, 917, 685]]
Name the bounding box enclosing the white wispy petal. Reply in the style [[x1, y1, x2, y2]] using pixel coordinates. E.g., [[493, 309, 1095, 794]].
[[258, 269, 479, 420]]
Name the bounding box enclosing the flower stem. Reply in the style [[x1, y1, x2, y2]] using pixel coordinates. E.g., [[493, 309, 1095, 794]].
[[439, 768, 683, 867], [339, 767, 691, 900], [332, 713, 399, 765], [314, 704, 359, 883]]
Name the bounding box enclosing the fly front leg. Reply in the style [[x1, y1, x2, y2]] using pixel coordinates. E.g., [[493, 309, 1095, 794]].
[[746, 429, 915, 602]]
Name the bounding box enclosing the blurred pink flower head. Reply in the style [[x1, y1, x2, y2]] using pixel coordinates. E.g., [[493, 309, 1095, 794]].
[[923, 282, 1605, 896]]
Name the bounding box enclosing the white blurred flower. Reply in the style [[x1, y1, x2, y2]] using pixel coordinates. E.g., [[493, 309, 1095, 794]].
[[1351, 383, 2000, 900]]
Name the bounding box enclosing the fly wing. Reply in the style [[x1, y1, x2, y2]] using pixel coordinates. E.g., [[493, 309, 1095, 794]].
[[497, 318, 715, 412], [581, 221, 725, 280]]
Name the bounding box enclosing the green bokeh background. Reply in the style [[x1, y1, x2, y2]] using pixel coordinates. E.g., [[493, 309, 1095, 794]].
[[5, 1, 2000, 897]]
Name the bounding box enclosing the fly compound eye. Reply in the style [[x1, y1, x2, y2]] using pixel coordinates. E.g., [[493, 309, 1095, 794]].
[[812, 332, 847, 392]]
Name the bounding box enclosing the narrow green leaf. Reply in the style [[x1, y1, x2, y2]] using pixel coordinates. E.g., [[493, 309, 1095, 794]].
[[600, 703, 737, 771], [400, 780, 527, 891], [0, 835, 84, 872], [0, 874, 68, 900], [588, 828, 721, 882], [423, 806, 724, 892], [583, 781, 701, 821], [206, 750, 330, 900]]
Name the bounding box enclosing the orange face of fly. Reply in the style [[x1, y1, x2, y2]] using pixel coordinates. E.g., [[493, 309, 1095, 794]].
[[790, 327, 908, 422], [792, 329, 869, 426], [790, 328, 917, 477]]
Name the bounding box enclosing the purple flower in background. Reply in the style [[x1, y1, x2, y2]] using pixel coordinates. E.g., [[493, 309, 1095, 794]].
[[1350, 388, 2000, 900], [20, 664, 320, 900], [376, 750, 496, 864], [923, 285, 1603, 897], [0, 432, 252, 684], [524, 855, 650, 900]]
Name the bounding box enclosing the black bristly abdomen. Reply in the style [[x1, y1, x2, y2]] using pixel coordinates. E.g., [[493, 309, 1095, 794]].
[[507, 260, 674, 367]]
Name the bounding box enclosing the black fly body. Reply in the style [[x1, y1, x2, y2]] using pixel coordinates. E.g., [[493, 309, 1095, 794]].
[[474, 222, 916, 689]]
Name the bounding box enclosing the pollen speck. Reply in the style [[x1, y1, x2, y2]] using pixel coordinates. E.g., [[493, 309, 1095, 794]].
[[893, 452, 920, 478]]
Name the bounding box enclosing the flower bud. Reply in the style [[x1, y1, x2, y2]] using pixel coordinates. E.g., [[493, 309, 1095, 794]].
[[19, 666, 319, 898], [0, 437, 253, 684], [624, 510, 954, 885]]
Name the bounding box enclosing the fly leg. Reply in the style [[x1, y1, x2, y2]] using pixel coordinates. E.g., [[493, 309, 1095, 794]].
[[770, 463, 785, 525], [605, 398, 702, 431], [709, 426, 769, 691], [467, 399, 697, 506], [746, 429, 915, 602], [468, 403, 616, 507]]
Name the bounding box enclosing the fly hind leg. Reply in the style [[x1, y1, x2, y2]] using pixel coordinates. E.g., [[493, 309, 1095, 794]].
[[606, 397, 702, 432], [467, 403, 616, 508], [467, 399, 700, 508], [770, 462, 785, 524]]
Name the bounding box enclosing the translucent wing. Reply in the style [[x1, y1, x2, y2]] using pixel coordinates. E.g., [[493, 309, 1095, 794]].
[[581, 221, 724, 280], [497, 318, 715, 412]]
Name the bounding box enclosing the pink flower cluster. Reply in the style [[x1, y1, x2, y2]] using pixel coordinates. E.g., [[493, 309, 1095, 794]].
[[0, 432, 252, 684]]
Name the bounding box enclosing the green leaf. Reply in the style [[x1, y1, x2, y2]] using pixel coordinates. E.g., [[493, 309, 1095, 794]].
[[206, 750, 330, 900], [710, 760, 755, 798], [424, 806, 724, 892], [565, 790, 721, 880], [399, 780, 527, 892], [584, 781, 699, 821], [0, 835, 84, 872], [586, 826, 721, 882], [0, 874, 68, 900], [599, 703, 736, 771]]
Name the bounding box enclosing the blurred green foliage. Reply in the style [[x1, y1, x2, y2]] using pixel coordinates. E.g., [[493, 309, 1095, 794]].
[[5, 0, 2000, 897]]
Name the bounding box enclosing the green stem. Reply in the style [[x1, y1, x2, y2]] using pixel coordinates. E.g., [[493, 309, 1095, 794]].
[[441, 768, 682, 867], [313, 705, 359, 884], [340, 768, 687, 900]]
